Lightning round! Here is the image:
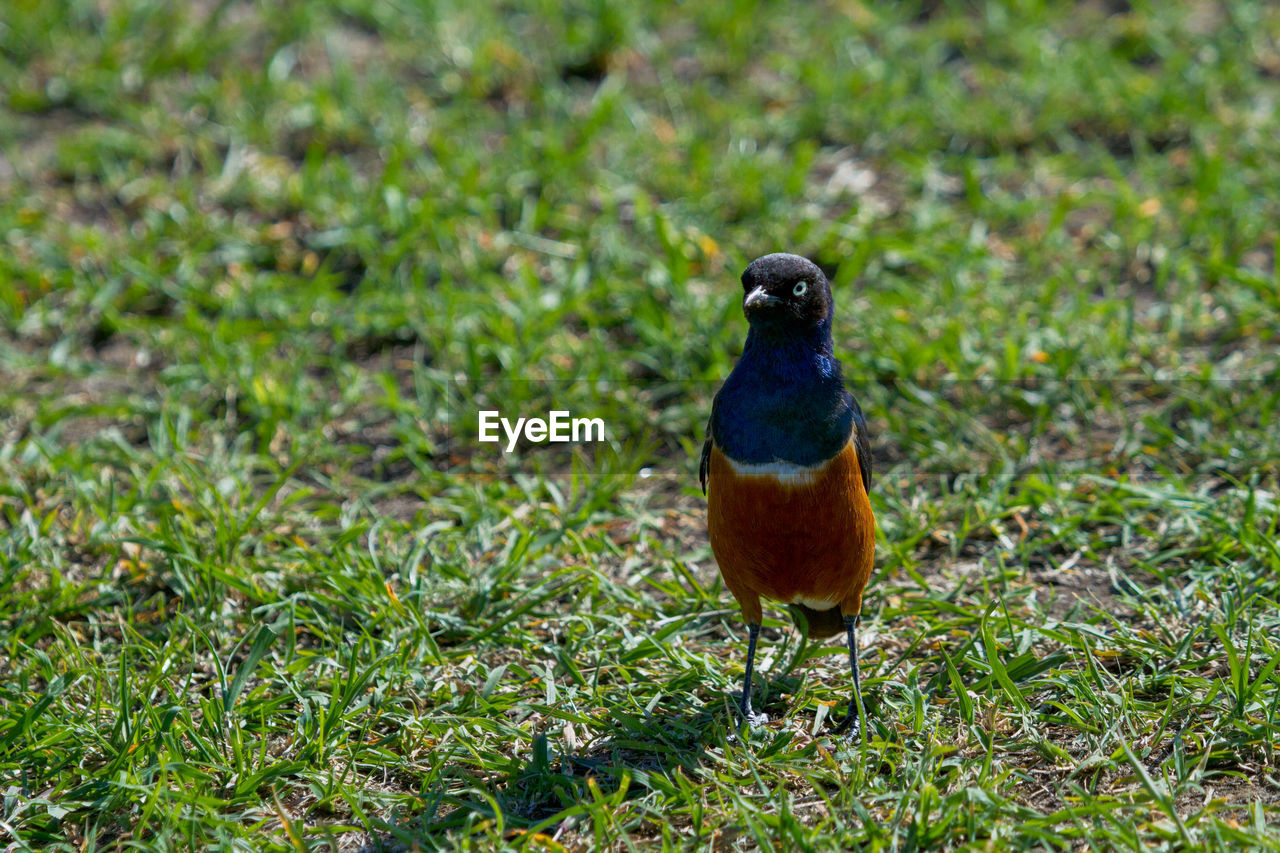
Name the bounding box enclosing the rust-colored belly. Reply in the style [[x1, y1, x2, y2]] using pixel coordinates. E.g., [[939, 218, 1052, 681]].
[[707, 441, 875, 617]]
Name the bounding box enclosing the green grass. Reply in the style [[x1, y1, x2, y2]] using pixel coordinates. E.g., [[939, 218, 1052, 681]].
[[3, 0, 1280, 848]]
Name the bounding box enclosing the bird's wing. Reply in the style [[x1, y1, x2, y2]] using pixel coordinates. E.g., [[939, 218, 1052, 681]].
[[849, 393, 872, 493], [699, 428, 712, 494], [699, 391, 721, 495]]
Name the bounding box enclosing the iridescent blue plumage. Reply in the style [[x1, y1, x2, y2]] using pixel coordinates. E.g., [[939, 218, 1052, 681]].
[[710, 324, 857, 468]]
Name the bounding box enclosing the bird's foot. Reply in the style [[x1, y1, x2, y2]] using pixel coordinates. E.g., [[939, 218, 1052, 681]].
[[735, 698, 768, 729], [828, 711, 864, 742]]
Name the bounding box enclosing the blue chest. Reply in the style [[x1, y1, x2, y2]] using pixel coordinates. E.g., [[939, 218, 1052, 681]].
[[711, 328, 855, 467]]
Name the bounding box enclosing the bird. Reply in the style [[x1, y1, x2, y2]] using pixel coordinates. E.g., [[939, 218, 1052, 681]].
[[700, 252, 875, 740]]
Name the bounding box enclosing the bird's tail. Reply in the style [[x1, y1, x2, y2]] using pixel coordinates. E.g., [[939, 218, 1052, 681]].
[[790, 603, 846, 639]]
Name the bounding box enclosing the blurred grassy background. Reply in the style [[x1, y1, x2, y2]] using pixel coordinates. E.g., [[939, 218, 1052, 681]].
[[2, 0, 1279, 849]]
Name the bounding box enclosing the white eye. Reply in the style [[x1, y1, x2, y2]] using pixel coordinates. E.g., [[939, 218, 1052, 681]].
[[793, 280, 808, 296]]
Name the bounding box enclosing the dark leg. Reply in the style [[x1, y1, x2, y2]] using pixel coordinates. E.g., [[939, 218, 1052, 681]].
[[830, 614, 866, 741], [738, 622, 768, 727]]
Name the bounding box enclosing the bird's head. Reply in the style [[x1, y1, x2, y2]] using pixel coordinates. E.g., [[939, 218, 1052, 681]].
[[740, 253, 832, 332]]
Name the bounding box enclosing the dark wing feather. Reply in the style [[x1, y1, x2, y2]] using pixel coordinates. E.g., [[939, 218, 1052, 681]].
[[699, 393, 720, 495], [699, 430, 712, 494], [848, 392, 872, 493]]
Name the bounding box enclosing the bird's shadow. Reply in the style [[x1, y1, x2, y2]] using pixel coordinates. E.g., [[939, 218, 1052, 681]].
[[358, 693, 733, 851], [743, 671, 811, 720]]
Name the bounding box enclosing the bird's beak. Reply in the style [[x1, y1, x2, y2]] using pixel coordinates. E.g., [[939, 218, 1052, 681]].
[[744, 286, 780, 311]]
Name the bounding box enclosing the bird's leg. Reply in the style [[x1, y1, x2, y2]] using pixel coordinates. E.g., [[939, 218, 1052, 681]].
[[830, 614, 866, 742], [738, 622, 768, 727]]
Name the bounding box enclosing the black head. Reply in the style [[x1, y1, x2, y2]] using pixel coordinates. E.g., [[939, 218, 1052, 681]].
[[740, 253, 831, 329]]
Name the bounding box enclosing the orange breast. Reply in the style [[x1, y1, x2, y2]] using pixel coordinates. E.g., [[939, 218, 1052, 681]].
[[706, 440, 875, 623]]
